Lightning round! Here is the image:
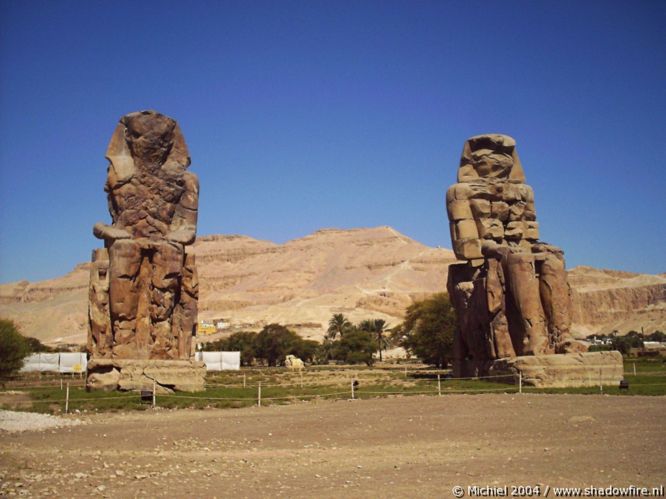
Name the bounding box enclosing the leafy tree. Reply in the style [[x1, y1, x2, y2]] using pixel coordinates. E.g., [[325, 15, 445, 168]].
[[331, 328, 376, 366], [610, 333, 644, 355], [0, 319, 30, 378], [400, 293, 456, 368], [359, 319, 390, 362], [327, 314, 352, 340], [313, 339, 335, 365], [202, 332, 258, 366], [254, 324, 302, 366]]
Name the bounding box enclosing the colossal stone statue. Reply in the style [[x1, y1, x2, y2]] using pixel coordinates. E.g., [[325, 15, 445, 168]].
[[446, 134, 588, 378], [87, 110, 204, 391]]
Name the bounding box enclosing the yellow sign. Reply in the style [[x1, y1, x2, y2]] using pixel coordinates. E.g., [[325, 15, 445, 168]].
[[197, 323, 217, 335]]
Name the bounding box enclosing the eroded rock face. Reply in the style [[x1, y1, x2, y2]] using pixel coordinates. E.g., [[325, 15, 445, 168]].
[[446, 134, 587, 377], [88, 111, 199, 362]]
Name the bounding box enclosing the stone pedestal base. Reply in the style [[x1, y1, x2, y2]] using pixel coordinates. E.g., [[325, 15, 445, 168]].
[[87, 359, 206, 393], [487, 351, 624, 388]]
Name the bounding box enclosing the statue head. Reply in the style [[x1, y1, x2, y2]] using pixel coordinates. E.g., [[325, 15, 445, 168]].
[[457, 134, 525, 183], [121, 111, 176, 166], [105, 110, 191, 183]]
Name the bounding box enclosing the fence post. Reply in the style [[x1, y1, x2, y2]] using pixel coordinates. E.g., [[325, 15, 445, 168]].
[[152, 380, 156, 409], [351, 378, 355, 400], [243, 373, 246, 388], [65, 382, 70, 414], [599, 368, 603, 394], [437, 374, 442, 396], [518, 373, 522, 394], [633, 363, 636, 376], [60, 378, 63, 391], [404, 366, 407, 378], [258, 382, 262, 407]]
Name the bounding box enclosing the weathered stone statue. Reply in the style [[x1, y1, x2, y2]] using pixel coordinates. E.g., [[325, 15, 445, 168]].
[[87, 110, 204, 391], [446, 134, 621, 385]]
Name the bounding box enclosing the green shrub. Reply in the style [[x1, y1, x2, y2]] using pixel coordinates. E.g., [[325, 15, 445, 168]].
[[0, 319, 30, 377], [331, 328, 375, 366]]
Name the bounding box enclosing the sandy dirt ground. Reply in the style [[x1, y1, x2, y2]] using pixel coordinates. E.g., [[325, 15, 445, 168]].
[[1, 394, 664, 498]]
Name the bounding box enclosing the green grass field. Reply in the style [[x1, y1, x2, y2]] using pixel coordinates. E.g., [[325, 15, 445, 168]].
[[2, 358, 664, 415]]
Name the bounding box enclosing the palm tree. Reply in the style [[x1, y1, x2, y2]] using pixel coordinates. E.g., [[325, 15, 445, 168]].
[[327, 313, 352, 340], [359, 319, 390, 362]]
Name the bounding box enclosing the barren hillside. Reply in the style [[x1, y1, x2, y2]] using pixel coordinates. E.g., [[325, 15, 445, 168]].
[[0, 227, 664, 345]]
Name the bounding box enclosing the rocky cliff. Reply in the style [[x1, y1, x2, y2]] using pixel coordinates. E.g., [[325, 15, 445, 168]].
[[0, 227, 663, 345]]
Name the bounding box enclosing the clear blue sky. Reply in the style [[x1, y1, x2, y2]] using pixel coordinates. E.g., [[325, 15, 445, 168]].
[[0, 0, 664, 283]]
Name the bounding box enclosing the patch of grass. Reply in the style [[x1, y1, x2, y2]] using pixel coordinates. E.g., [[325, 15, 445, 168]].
[[3, 358, 665, 414]]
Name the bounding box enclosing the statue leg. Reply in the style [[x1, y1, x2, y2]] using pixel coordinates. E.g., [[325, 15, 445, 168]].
[[448, 262, 500, 376], [88, 248, 112, 357], [448, 264, 474, 376], [150, 242, 184, 358], [539, 254, 586, 353], [505, 253, 551, 356], [108, 240, 142, 358], [174, 252, 198, 359], [486, 259, 516, 358]]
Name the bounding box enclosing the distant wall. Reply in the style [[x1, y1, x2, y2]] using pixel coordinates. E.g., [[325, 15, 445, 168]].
[[195, 351, 241, 371]]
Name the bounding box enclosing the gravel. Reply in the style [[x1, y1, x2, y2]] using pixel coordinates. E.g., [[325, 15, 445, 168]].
[[0, 410, 82, 433]]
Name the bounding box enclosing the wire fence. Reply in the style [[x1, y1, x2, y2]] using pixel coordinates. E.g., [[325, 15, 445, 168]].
[[2, 364, 665, 414]]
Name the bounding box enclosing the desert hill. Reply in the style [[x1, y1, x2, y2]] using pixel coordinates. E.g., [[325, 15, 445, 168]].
[[0, 226, 664, 345]]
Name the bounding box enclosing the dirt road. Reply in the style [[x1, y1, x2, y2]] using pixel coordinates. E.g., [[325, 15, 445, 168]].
[[1, 394, 664, 498]]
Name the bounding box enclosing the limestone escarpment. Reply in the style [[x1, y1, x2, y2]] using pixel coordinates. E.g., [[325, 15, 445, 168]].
[[569, 266, 666, 335], [0, 227, 663, 344]]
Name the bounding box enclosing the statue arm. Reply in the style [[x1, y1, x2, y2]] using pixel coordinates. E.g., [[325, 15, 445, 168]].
[[93, 222, 130, 241], [481, 240, 514, 260], [93, 163, 132, 241], [167, 172, 199, 245]]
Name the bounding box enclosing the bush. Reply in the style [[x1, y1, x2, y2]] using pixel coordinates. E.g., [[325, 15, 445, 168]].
[[647, 331, 666, 342], [331, 328, 375, 366], [611, 333, 644, 355], [0, 319, 30, 377]]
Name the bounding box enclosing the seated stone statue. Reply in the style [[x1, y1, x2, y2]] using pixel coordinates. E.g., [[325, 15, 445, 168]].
[[88, 110, 199, 360], [446, 134, 585, 377]]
